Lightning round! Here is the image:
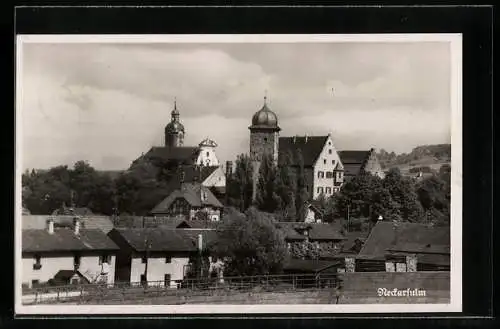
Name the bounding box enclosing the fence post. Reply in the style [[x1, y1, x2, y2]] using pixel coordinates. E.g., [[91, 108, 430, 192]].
[[292, 275, 296, 290]]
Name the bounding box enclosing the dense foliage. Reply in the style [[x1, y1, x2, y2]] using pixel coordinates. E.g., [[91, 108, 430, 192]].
[[211, 207, 287, 276]]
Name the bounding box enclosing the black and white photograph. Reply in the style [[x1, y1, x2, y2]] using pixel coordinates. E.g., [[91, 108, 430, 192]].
[[15, 34, 462, 314]]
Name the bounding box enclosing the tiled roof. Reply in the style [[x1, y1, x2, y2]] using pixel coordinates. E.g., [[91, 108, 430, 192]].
[[166, 165, 220, 191], [52, 206, 94, 216], [143, 146, 200, 164], [175, 220, 220, 230], [338, 150, 372, 176], [338, 150, 371, 164], [22, 215, 115, 234], [388, 242, 450, 254], [357, 221, 450, 260], [22, 228, 119, 253], [278, 136, 329, 167], [151, 182, 223, 215], [109, 228, 216, 252], [276, 222, 345, 241]]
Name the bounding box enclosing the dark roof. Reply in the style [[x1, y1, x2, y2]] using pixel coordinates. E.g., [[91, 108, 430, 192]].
[[52, 206, 94, 216], [338, 150, 372, 177], [143, 146, 200, 164], [357, 221, 450, 260], [276, 222, 345, 241], [53, 270, 90, 284], [151, 182, 223, 214], [388, 242, 450, 254], [278, 136, 329, 167], [23, 215, 114, 234], [283, 258, 341, 272], [175, 220, 220, 230], [166, 165, 220, 191], [22, 228, 119, 253], [110, 228, 216, 252]]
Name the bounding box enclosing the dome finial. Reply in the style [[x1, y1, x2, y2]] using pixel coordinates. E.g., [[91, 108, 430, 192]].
[[174, 96, 177, 110], [264, 89, 268, 105]]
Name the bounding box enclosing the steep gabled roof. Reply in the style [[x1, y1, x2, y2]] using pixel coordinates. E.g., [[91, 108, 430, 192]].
[[22, 228, 119, 253], [278, 136, 329, 167], [143, 146, 200, 164], [338, 150, 371, 164], [357, 221, 450, 260], [150, 182, 223, 215], [338, 150, 373, 176]]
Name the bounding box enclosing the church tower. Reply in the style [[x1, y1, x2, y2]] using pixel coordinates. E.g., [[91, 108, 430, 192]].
[[164, 99, 185, 148], [248, 95, 281, 200]]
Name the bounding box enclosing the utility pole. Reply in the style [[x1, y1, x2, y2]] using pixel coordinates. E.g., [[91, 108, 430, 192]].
[[143, 236, 151, 287]]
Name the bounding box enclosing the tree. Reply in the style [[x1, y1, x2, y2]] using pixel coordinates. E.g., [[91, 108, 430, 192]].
[[212, 207, 287, 276], [294, 149, 309, 222], [416, 174, 450, 224], [255, 152, 281, 213], [277, 150, 297, 221], [226, 154, 254, 212], [383, 168, 424, 222]]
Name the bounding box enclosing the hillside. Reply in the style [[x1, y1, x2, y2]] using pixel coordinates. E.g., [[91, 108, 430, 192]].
[[376, 144, 450, 169]]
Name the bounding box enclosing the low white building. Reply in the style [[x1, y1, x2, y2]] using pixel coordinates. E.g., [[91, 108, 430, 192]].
[[108, 228, 220, 287], [21, 217, 119, 288]]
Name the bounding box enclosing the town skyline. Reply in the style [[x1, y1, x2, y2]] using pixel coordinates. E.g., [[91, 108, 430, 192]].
[[19, 39, 452, 171]]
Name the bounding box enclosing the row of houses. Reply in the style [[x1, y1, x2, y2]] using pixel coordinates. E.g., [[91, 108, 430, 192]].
[[21, 212, 450, 290]]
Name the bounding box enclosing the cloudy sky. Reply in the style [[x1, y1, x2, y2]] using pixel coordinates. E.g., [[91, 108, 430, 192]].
[[19, 39, 452, 171]]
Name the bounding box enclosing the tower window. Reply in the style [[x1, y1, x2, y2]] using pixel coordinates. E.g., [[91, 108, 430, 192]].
[[332, 160, 336, 165], [328, 149, 332, 154], [323, 159, 327, 164], [206, 151, 209, 157]]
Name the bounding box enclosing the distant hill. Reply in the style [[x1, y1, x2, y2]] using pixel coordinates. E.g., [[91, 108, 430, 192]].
[[376, 144, 451, 174]]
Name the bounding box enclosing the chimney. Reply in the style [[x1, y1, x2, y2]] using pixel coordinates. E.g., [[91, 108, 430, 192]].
[[46, 217, 54, 234], [197, 233, 203, 251], [293, 136, 296, 143], [74, 217, 81, 235], [305, 134, 308, 143]]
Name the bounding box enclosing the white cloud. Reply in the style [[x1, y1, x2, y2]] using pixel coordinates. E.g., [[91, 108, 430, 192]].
[[19, 41, 452, 170]]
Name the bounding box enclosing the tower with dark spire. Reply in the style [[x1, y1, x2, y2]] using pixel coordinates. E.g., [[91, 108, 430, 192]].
[[164, 98, 185, 147]]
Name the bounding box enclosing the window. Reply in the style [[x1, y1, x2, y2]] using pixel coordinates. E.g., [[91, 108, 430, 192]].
[[99, 254, 110, 265], [140, 274, 147, 284], [317, 171, 324, 178], [31, 280, 40, 287], [328, 149, 332, 154], [328, 141, 331, 145], [338, 172, 342, 179], [263, 137, 268, 142], [323, 159, 327, 164], [206, 151, 209, 157], [326, 172, 333, 178], [33, 255, 41, 270], [332, 159, 336, 165], [317, 187, 323, 194], [165, 255, 172, 263], [326, 187, 332, 194], [142, 255, 147, 264], [212, 256, 218, 263], [164, 274, 171, 287]]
